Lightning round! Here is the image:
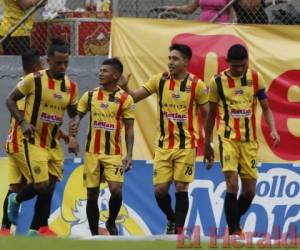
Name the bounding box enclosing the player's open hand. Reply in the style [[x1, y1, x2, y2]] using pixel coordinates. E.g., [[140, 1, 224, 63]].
[[68, 136, 79, 156], [58, 130, 69, 144], [118, 74, 131, 90], [271, 130, 280, 148], [122, 155, 132, 172], [203, 142, 214, 170]]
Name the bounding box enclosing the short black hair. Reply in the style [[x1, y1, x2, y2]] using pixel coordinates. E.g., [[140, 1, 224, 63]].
[[47, 38, 70, 56], [227, 44, 248, 61], [102, 58, 123, 75], [169, 44, 192, 61], [21, 49, 40, 73]]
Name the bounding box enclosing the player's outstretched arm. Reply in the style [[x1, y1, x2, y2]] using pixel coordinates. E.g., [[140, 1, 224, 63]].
[[6, 88, 35, 139], [118, 74, 151, 103], [259, 98, 280, 148], [123, 119, 134, 172], [203, 102, 217, 169]]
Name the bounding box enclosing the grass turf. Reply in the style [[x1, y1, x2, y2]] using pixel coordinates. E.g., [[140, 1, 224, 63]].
[[1, 236, 300, 250]]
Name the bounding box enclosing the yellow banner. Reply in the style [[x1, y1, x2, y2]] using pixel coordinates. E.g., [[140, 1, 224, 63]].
[[111, 17, 300, 163]]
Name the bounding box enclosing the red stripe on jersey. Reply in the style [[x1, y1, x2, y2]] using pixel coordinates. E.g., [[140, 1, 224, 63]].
[[169, 79, 175, 90], [251, 70, 259, 140], [12, 122, 19, 153], [168, 121, 175, 149], [228, 76, 235, 88], [234, 118, 241, 140], [40, 123, 49, 148], [97, 89, 104, 100], [69, 80, 76, 103], [48, 77, 55, 90], [114, 93, 128, 154], [188, 77, 197, 148], [94, 129, 101, 154], [252, 70, 259, 95]]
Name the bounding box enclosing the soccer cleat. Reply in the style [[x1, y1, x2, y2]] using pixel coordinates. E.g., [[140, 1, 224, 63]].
[[38, 226, 57, 237], [27, 229, 39, 237], [105, 220, 118, 235], [165, 221, 176, 234], [7, 193, 20, 226], [230, 225, 245, 239], [0, 228, 11, 236]]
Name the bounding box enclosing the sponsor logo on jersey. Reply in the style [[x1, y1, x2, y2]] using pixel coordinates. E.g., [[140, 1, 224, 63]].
[[93, 121, 116, 131], [40, 112, 63, 124], [230, 108, 252, 118]]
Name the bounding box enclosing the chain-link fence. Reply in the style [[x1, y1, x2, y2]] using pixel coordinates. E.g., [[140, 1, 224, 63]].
[[0, 0, 300, 56], [117, 0, 300, 24], [0, 0, 112, 56]]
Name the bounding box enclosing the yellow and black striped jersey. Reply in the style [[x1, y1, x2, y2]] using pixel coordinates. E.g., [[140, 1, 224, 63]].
[[143, 72, 208, 149], [209, 69, 266, 142], [16, 70, 79, 148], [78, 87, 135, 155]]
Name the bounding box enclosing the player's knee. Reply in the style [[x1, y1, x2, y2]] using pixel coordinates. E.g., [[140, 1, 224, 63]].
[[87, 188, 99, 201], [226, 182, 239, 193], [174, 182, 189, 192], [109, 185, 123, 198], [242, 190, 256, 200], [154, 185, 169, 198]]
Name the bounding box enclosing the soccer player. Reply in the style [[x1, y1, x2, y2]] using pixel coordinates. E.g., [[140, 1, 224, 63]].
[[204, 44, 280, 236], [71, 58, 134, 236], [5, 38, 79, 235], [118, 44, 209, 234], [0, 50, 43, 236]]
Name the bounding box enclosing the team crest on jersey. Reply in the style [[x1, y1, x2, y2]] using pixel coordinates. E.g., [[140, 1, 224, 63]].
[[130, 104, 136, 111], [234, 88, 244, 96], [100, 103, 109, 109], [171, 91, 180, 99], [53, 93, 63, 100], [34, 166, 41, 175]]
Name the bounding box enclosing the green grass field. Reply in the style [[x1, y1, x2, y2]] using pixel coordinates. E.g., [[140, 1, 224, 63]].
[[0, 237, 180, 250], [1, 236, 300, 250]]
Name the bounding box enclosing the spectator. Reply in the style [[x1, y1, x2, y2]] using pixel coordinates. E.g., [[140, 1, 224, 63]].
[[0, 0, 45, 55], [165, 0, 237, 23], [234, 0, 290, 24]]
